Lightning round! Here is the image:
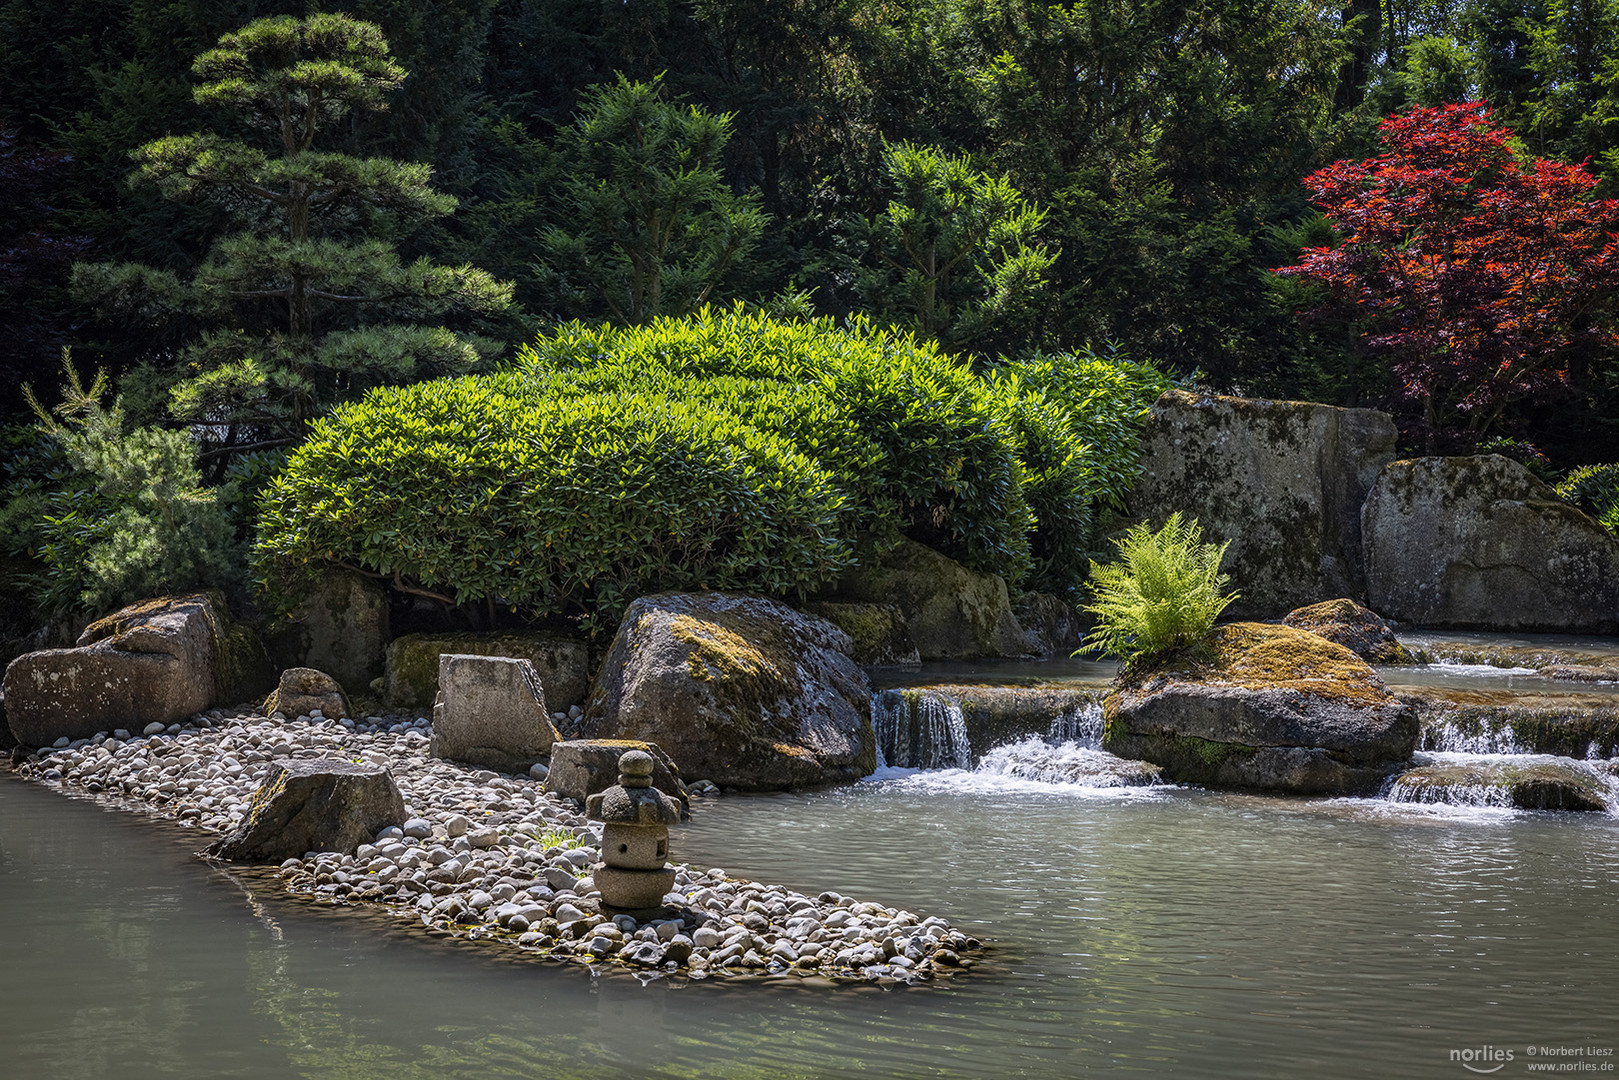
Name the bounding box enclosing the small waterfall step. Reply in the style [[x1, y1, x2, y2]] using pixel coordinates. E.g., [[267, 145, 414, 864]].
[[1388, 756, 1618, 812], [1403, 687, 1619, 757], [975, 737, 1163, 787], [872, 685, 1105, 769]]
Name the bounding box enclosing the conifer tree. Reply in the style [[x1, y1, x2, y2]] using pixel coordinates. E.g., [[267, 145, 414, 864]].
[[72, 13, 512, 460]]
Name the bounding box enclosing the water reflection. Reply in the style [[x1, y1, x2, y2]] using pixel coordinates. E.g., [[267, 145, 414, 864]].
[[5, 771, 1619, 1078]]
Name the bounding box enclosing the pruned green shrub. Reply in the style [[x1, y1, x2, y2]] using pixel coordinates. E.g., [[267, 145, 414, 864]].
[[1557, 464, 1619, 535], [518, 306, 1035, 581], [253, 374, 853, 631], [1002, 345, 1172, 514], [1081, 512, 1238, 667]]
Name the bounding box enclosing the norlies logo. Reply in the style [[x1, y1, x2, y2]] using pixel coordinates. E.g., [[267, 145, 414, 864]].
[[1452, 1046, 1516, 1074]]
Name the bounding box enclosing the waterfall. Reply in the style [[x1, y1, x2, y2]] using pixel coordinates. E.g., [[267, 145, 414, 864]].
[[976, 737, 1160, 787], [1047, 703, 1103, 747], [1421, 716, 1529, 755], [1386, 777, 1515, 808], [872, 690, 971, 770]]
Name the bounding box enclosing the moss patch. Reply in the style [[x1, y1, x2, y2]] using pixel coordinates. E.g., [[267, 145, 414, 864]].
[[667, 611, 800, 743], [673, 614, 780, 683], [1130, 622, 1392, 707]]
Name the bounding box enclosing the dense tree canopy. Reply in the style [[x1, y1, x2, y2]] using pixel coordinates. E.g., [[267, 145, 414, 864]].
[[2, 0, 1618, 456]]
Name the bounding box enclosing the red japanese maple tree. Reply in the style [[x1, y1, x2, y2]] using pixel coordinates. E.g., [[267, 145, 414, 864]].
[[1276, 102, 1619, 444]]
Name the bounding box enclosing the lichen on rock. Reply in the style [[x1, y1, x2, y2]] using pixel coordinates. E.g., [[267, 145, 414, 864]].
[[582, 593, 875, 791], [1101, 622, 1418, 794]]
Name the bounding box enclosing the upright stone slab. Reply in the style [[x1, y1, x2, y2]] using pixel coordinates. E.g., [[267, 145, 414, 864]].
[[1128, 389, 1398, 617], [430, 653, 560, 773], [205, 759, 406, 862], [546, 739, 689, 815], [1362, 455, 1619, 632]]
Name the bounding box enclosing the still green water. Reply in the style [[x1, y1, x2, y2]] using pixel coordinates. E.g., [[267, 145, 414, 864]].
[[3, 768, 1616, 1079]]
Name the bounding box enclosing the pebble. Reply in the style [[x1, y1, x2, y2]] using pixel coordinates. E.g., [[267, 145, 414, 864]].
[[13, 708, 980, 984]]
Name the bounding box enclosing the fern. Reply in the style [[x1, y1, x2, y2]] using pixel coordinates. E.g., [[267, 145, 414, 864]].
[[1081, 512, 1238, 665]]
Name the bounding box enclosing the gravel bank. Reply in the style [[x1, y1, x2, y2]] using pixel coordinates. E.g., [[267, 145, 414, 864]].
[[12, 708, 980, 983]]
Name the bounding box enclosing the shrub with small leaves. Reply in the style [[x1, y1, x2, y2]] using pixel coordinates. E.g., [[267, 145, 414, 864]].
[[254, 373, 853, 633], [518, 306, 1035, 582], [18, 356, 238, 616], [1081, 512, 1239, 667]]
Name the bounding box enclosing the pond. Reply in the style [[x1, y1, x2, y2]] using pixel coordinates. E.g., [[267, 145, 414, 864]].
[[5, 743, 1617, 1079]]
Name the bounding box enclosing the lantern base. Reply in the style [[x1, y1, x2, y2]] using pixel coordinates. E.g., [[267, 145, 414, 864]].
[[592, 862, 677, 913]]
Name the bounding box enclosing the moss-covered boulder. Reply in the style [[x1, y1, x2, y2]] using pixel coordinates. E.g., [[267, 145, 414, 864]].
[[1362, 455, 1619, 632], [1390, 761, 1611, 811], [385, 632, 590, 712], [1101, 623, 1418, 794], [799, 602, 918, 664], [1283, 598, 1409, 663], [263, 571, 389, 691], [581, 593, 875, 791], [205, 760, 407, 861], [825, 539, 1029, 659], [3, 592, 273, 746], [1128, 389, 1398, 618]]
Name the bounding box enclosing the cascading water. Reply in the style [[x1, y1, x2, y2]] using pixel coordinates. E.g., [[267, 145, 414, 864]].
[[872, 690, 971, 770], [870, 694, 1158, 789], [1386, 774, 1516, 808], [1421, 715, 1530, 755], [976, 736, 1161, 787]]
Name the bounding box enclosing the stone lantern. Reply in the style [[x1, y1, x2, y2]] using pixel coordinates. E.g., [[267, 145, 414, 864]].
[[586, 750, 683, 916]]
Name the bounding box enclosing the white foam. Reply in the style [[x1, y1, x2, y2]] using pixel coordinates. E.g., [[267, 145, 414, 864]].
[[1421, 662, 1537, 677]]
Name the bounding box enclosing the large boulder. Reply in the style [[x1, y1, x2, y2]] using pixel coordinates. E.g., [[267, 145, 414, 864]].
[[385, 631, 590, 712], [263, 571, 390, 692], [205, 759, 406, 862], [798, 602, 919, 664], [1128, 389, 1398, 617], [1283, 598, 1409, 664], [1013, 592, 1086, 657], [823, 539, 1029, 659], [3, 593, 272, 747], [1102, 623, 1419, 794], [581, 593, 875, 790], [429, 653, 560, 773], [1361, 455, 1619, 633]]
